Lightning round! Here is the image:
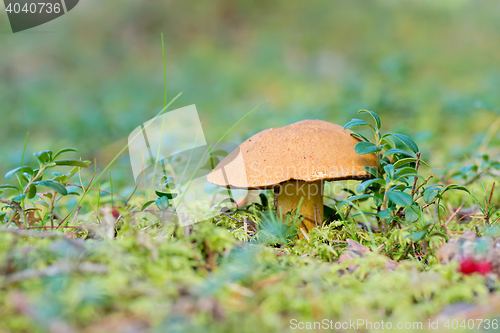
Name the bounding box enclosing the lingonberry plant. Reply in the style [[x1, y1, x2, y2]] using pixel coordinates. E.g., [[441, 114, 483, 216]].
[[0, 148, 89, 228], [341, 110, 469, 252]]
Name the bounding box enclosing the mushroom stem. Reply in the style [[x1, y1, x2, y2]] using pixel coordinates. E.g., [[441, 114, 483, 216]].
[[276, 180, 324, 238]]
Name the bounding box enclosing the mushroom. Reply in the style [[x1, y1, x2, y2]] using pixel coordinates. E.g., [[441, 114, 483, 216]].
[[207, 119, 377, 237]]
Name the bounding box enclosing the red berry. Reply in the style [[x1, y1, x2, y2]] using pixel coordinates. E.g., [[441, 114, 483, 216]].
[[475, 261, 492, 275], [112, 209, 119, 219], [459, 258, 477, 275]]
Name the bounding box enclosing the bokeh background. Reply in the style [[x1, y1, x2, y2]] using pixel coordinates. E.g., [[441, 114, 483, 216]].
[[1, 0, 499, 183]]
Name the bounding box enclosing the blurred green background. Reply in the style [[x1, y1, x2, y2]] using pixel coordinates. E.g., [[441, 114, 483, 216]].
[[1, 0, 499, 182]]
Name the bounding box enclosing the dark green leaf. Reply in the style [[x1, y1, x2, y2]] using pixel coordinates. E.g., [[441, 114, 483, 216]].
[[358, 109, 381, 130], [364, 166, 379, 178], [386, 191, 413, 207], [357, 178, 385, 193], [380, 136, 396, 149], [38, 201, 50, 208], [350, 132, 371, 142], [395, 167, 417, 176], [377, 209, 393, 219], [33, 180, 68, 195], [33, 150, 52, 164], [384, 165, 395, 180], [5, 166, 33, 179], [53, 148, 79, 160], [12, 194, 26, 202], [423, 185, 441, 203], [383, 148, 416, 158], [141, 200, 156, 211], [344, 119, 376, 132], [394, 174, 422, 183], [66, 186, 81, 196], [0, 184, 20, 191], [393, 158, 417, 168], [439, 184, 470, 197], [155, 190, 178, 199], [355, 142, 381, 155], [405, 231, 426, 241], [384, 133, 419, 153], [405, 205, 421, 223], [53, 160, 90, 168], [259, 193, 268, 207], [155, 196, 170, 211], [27, 185, 37, 199]]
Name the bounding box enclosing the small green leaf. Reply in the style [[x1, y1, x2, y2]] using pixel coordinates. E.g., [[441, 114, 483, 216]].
[[423, 185, 441, 203], [405, 205, 421, 223], [53, 148, 79, 160], [5, 166, 33, 179], [380, 136, 396, 149], [259, 193, 269, 207], [27, 185, 37, 199], [358, 109, 381, 130], [491, 161, 500, 170], [350, 132, 371, 142], [395, 167, 418, 177], [53, 160, 90, 168], [357, 178, 385, 193], [161, 175, 175, 188], [12, 194, 26, 202], [355, 142, 381, 155], [38, 201, 50, 208], [377, 209, 393, 219], [393, 158, 417, 168], [155, 190, 178, 199], [383, 148, 416, 158], [141, 200, 156, 211], [66, 186, 81, 196], [344, 119, 376, 132], [384, 165, 395, 180], [386, 191, 413, 207], [405, 230, 426, 241], [53, 175, 70, 185], [339, 194, 375, 208], [155, 196, 170, 211], [33, 180, 68, 195], [394, 174, 422, 184], [364, 166, 379, 178], [438, 185, 470, 201], [384, 133, 419, 153], [0, 184, 20, 191], [33, 150, 52, 164]]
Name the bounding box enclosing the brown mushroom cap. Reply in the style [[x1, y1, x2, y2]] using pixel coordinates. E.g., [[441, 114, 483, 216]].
[[207, 119, 378, 189]]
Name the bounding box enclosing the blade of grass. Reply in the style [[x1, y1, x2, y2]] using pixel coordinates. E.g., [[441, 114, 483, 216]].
[[109, 170, 114, 208], [20, 132, 29, 229], [149, 33, 169, 198], [162, 33, 167, 108]]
